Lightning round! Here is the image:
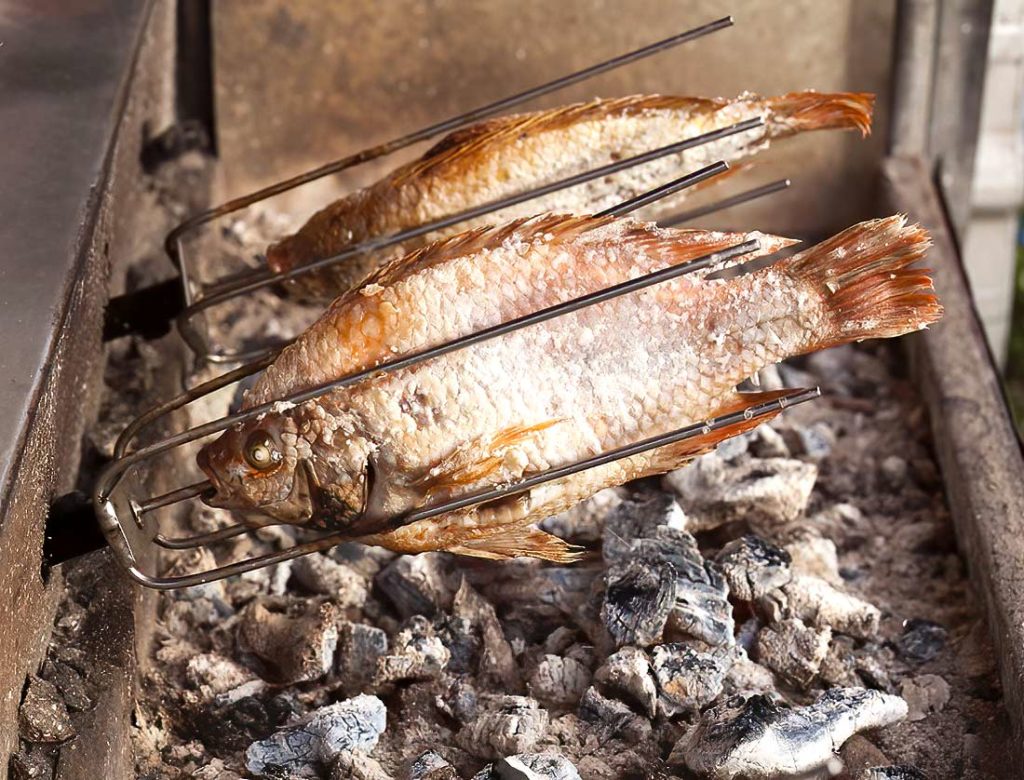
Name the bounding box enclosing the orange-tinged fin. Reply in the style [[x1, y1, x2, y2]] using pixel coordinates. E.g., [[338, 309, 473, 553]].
[[414, 419, 564, 500], [447, 526, 584, 563], [640, 391, 790, 475], [783, 214, 942, 346], [766, 91, 874, 138]]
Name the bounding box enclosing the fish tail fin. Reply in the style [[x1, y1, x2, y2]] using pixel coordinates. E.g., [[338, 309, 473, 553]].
[[783, 214, 942, 347], [448, 526, 585, 563], [766, 90, 874, 138]]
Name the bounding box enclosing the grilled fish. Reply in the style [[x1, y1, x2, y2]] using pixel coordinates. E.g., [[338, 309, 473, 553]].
[[199, 214, 940, 562], [267, 90, 874, 300]]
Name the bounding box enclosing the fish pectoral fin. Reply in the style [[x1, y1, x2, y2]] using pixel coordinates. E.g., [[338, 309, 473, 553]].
[[447, 526, 584, 563], [640, 390, 794, 475], [414, 419, 564, 501]]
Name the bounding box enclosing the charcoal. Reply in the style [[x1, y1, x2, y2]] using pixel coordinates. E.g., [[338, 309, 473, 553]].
[[331, 750, 394, 779], [375, 615, 450, 685], [245, 694, 387, 777], [749, 424, 790, 459], [542, 487, 625, 545], [436, 614, 482, 675], [879, 455, 909, 489], [601, 558, 675, 647], [578, 686, 636, 738], [528, 654, 591, 708], [670, 688, 908, 778], [722, 652, 777, 697], [193, 682, 298, 753], [19, 675, 75, 743], [330, 543, 396, 578], [651, 644, 731, 716], [41, 658, 92, 712], [484, 753, 582, 780], [665, 457, 817, 532], [237, 601, 339, 684], [457, 695, 549, 759], [337, 622, 389, 688], [194, 759, 243, 779], [376, 553, 457, 618], [755, 618, 830, 688], [8, 745, 53, 780], [715, 431, 750, 461], [895, 619, 947, 663], [483, 563, 597, 618], [859, 766, 928, 780], [594, 646, 657, 717], [779, 528, 842, 585], [408, 750, 460, 779], [899, 674, 950, 721], [715, 535, 792, 602], [291, 553, 370, 607], [453, 580, 520, 690], [763, 574, 880, 639], [601, 492, 687, 563], [781, 422, 834, 461], [185, 652, 258, 699]]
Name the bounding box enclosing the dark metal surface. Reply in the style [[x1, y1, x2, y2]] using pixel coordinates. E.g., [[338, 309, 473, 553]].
[[0, 1, 150, 506]]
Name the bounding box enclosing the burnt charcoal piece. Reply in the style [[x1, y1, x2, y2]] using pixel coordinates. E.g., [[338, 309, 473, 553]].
[[185, 652, 259, 699], [578, 686, 637, 739], [671, 688, 908, 779], [457, 695, 549, 760], [764, 574, 880, 640], [602, 492, 687, 563], [237, 601, 339, 684], [474, 753, 582, 779], [375, 553, 457, 619], [18, 676, 75, 743], [528, 654, 591, 708], [859, 766, 928, 780], [336, 622, 388, 688], [41, 658, 92, 712], [374, 615, 451, 685], [594, 646, 658, 717], [895, 619, 947, 663], [665, 457, 817, 533], [8, 745, 54, 780], [453, 581, 521, 690], [716, 535, 792, 602], [601, 558, 676, 647], [651, 643, 732, 716], [192, 682, 299, 754], [245, 694, 386, 777], [755, 618, 831, 688], [543, 487, 625, 545], [291, 553, 369, 607], [408, 750, 460, 779], [330, 750, 393, 779]]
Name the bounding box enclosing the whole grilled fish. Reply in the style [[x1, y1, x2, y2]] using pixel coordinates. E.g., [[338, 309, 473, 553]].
[[199, 214, 940, 562], [268, 90, 874, 300]]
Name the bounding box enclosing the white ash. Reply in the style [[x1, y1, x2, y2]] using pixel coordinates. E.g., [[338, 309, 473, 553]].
[[185, 652, 258, 699], [651, 643, 732, 716], [374, 615, 450, 684], [755, 618, 831, 688], [237, 600, 339, 684], [330, 750, 394, 779], [245, 694, 387, 778], [528, 655, 591, 709], [670, 688, 908, 779], [474, 753, 581, 780], [593, 646, 658, 717], [292, 553, 371, 607], [778, 526, 843, 586], [859, 766, 929, 780], [715, 535, 792, 601], [457, 695, 549, 760], [762, 572, 881, 639], [408, 750, 460, 779], [664, 456, 818, 532], [375, 552, 458, 618]]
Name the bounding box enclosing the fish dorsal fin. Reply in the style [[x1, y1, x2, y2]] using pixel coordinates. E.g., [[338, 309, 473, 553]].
[[390, 94, 725, 186]]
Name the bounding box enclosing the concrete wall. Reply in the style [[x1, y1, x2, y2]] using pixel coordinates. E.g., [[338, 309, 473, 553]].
[[212, 0, 897, 240]]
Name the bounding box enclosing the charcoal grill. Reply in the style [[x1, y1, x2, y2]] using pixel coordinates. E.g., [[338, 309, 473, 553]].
[[2, 1, 1022, 777]]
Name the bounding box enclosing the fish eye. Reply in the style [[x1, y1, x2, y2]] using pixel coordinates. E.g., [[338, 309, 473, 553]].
[[243, 430, 282, 471]]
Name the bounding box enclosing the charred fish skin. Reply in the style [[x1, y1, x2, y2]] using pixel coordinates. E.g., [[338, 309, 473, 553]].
[[266, 90, 874, 300], [199, 214, 939, 562]]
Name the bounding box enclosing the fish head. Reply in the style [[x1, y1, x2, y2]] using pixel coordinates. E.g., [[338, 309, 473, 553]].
[[197, 415, 315, 524]]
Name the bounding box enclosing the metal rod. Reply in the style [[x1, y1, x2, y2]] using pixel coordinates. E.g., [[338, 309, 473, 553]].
[[164, 16, 733, 282], [137, 479, 213, 515], [658, 178, 792, 227], [128, 386, 819, 589], [154, 523, 252, 549], [177, 118, 762, 361]]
